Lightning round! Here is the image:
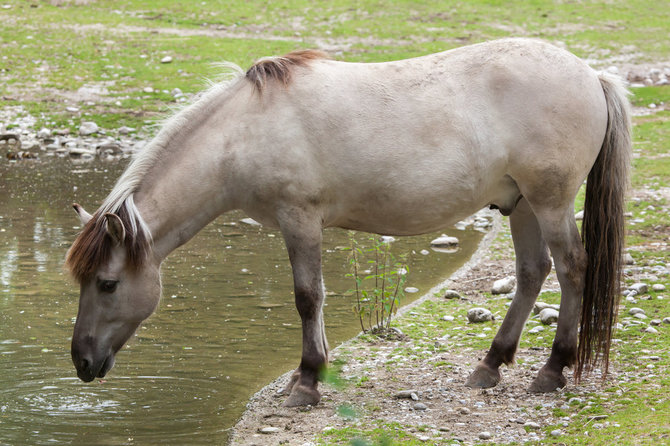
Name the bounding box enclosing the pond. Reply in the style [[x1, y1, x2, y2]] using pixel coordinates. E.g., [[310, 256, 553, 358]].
[[0, 158, 483, 445]]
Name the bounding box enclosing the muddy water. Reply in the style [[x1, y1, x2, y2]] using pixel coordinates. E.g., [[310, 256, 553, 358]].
[[0, 158, 482, 445]]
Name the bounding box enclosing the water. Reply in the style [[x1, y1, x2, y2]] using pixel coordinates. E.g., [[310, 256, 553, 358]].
[[0, 158, 482, 445]]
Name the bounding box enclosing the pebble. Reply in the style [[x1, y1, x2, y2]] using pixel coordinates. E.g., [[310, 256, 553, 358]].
[[528, 326, 544, 334], [413, 402, 428, 411], [534, 302, 560, 314], [643, 326, 658, 334], [78, 121, 99, 136], [161, 56, 173, 64], [650, 319, 662, 326], [492, 276, 515, 294], [467, 307, 493, 323], [663, 317, 670, 324], [258, 426, 280, 434], [652, 284, 666, 292], [405, 287, 419, 293], [574, 210, 584, 220], [550, 429, 562, 437], [478, 431, 492, 440], [420, 249, 430, 255], [623, 252, 635, 265], [240, 217, 261, 226], [442, 289, 462, 299], [630, 283, 648, 294], [634, 313, 648, 320], [395, 390, 419, 399], [430, 234, 459, 248], [539, 308, 559, 325], [442, 315, 455, 321], [457, 407, 471, 415], [628, 307, 645, 316], [524, 421, 541, 430]]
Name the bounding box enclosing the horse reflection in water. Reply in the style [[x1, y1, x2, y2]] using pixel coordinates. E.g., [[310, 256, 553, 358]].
[[66, 38, 630, 407]]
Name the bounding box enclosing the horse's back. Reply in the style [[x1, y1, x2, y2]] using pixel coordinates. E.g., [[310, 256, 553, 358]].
[[240, 39, 608, 234]]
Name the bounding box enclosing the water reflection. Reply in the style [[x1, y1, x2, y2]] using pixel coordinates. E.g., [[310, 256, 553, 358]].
[[0, 158, 482, 445]]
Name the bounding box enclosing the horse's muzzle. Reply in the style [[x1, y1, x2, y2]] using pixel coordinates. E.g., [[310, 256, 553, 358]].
[[72, 339, 115, 382]]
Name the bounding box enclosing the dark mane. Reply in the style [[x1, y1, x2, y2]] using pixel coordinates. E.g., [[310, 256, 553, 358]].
[[66, 200, 151, 282], [245, 49, 328, 92]]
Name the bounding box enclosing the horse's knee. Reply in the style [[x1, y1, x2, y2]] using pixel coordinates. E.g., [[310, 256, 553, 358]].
[[294, 282, 323, 318], [516, 255, 552, 294]]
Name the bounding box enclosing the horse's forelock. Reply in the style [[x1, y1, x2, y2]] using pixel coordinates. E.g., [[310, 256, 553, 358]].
[[66, 200, 151, 283], [246, 49, 328, 92]]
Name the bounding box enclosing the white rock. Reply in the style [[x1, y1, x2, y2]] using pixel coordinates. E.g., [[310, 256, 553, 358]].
[[442, 315, 454, 321], [468, 307, 493, 323], [662, 317, 670, 324], [240, 217, 261, 226], [381, 235, 395, 243], [37, 128, 52, 139], [259, 426, 280, 434], [143, 86, 154, 93], [643, 326, 658, 334], [78, 121, 99, 136], [652, 284, 666, 292], [442, 289, 462, 299], [539, 308, 559, 325], [478, 431, 492, 440], [623, 252, 635, 265], [420, 249, 430, 255], [161, 56, 173, 64], [634, 313, 647, 320], [492, 276, 515, 294], [430, 234, 459, 247], [574, 210, 584, 220], [628, 307, 645, 316], [405, 287, 419, 293], [529, 326, 545, 334], [630, 283, 648, 294], [524, 421, 541, 430], [534, 302, 560, 315]]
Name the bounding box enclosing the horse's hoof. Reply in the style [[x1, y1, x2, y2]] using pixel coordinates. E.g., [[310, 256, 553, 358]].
[[465, 363, 501, 388], [282, 384, 321, 407], [529, 368, 566, 393], [281, 369, 300, 394]]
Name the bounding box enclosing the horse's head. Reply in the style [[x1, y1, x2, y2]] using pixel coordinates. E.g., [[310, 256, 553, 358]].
[[68, 203, 160, 382]]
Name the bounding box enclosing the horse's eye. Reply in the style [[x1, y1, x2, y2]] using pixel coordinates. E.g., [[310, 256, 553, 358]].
[[99, 280, 119, 293]]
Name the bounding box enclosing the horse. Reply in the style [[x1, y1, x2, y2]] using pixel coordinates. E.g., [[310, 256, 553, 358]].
[[66, 38, 631, 407]]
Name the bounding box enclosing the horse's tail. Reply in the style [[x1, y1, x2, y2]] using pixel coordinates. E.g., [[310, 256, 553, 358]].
[[576, 72, 632, 380]]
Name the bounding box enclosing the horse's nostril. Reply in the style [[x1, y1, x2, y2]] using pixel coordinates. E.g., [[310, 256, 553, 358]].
[[81, 357, 90, 371]]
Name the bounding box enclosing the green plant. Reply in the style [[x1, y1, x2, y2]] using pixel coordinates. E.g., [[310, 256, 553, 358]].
[[346, 233, 407, 333]]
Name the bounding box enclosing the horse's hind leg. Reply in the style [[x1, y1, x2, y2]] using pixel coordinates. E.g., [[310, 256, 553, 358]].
[[279, 210, 329, 407], [466, 198, 551, 388], [529, 205, 586, 392]]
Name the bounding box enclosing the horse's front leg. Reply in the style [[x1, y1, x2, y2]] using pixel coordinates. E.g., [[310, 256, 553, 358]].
[[279, 211, 328, 407]]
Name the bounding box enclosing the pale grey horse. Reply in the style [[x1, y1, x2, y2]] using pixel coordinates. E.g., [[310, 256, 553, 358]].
[[67, 38, 630, 407]]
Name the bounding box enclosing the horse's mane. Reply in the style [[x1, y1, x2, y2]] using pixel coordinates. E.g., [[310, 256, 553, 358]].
[[245, 49, 328, 92], [66, 50, 326, 281]]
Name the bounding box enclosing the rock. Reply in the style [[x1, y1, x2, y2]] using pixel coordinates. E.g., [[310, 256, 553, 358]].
[[478, 431, 492, 440], [550, 429, 562, 437], [37, 127, 52, 139], [68, 147, 96, 157], [533, 302, 560, 315], [420, 249, 430, 255], [528, 325, 545, 334], [413, 402, 428, 411], [381, 236, 395, 243], [79, 121, 99, 136], [97, 142, 122, 155], [628, 307, 645, 316], [161, 56, 173, 64], [524, 421, 541, 430], [652, 284, 666, 292], [430, 234, 459, 247], [118, 126, 135, 135], [643, 326, 658, 334], [457, 407, 470, 415], [623, 252, 635, 265], [630, 283, 648, 294], [171, 87, 183, 97], [395, 390, 419, 399], [574, 210, 584, 220], [442, 289, 462, 299], [492, 276, 515, 294], [258, 426, 280, 434], [662, 317, 670, 324], [634, 313, 647, 320], [240, 217, 261, 226], [143, 86, 155, 93], [441, 315, 454, 321], [467, 307, 493, 323], [539, 308, 559, 325], [405, 287, 419, 293], [650, 319, 662, 326]]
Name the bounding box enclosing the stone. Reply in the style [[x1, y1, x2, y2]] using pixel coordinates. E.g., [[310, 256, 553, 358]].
[[492, 276, 515, 294], [143, 86, 155, 93], [420, 249, 430, 255], [457, 407, 470, 415], [395, 390, 419, 399], [643, 326, 658, 334], [441, 315, 454, 321], [539, 308, 559, 325], [240, 217, 261, 226], [478, 431, 492, 440], [37, 127, 52, 139], [634, 313, 647, 320], [79, 121, 99, 136], [550, 429, 562, 437], [533, 302, 560, 315], [623, 252, 635, 265], [118, 126, 135, 135], [467, 307, 493, 323], [524, 421, 541, 430], [628, 307, 645, 316], [259, 426, 280, 434], [161, 56, 173, 64], [630, 283, 648, 294], [652, 284, 666, 292], [413, 402, 428, 411], [650, 319, 662, 326], [442, 289, 462, 299], [405, 287, 419, 293], [430, 234, 459, 247], [528, 326, 545, 334], [663, 317, 670, 324], [171, 87, 183, 97], [574, 210, 584, 220]]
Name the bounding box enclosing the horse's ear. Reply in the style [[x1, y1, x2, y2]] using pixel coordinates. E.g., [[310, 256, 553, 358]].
[[73, 203, 93, 226], [104, 213, 126, 246]]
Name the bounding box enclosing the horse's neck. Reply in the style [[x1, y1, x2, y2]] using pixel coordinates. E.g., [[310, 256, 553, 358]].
[[133, 108, 241, 261]]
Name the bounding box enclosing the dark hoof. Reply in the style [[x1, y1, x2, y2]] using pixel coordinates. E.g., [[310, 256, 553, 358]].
[[282, 384, 321, 407], [465, 363, 501, 388], [529, 368, 566, 393]]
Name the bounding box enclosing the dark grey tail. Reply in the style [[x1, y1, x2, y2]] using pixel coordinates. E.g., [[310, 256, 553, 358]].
[[577, 73, 632, 380]]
